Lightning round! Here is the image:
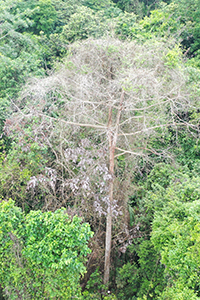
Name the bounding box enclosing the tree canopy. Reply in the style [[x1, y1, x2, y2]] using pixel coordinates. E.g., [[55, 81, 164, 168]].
[[0, 0, 200, 299]]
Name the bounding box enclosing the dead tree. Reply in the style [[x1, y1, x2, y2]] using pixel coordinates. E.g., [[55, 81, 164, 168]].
[[8, 38, 198, 285]]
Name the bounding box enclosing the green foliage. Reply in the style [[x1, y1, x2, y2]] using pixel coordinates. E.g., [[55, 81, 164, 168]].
[[163, 44, 183, 68], [116, 162, 200, 299], [114, 12, 137, 39], [61, 6, 108, 42], [8, 0, 58, 35], [112, 0, 145, 16], [0, 0, 46, 152], [0, 47, 44, 98], [150, 173, 200, 297], [112, 0, 171, 17], [27, 0, 58, 35], [0, 1, 44, 98], [0, 131, 49, 210], [116, 0, 200, 63], [82, 0, 116, 12], [173, 132, 200, 170], [158, 283, 200, 300], [145, 166, 200, 216], [83, 268, 117, 299], [129, 3, 183, 42], [116, 239, 166, 299], [0, 199, 93, 299], [147, 163, 178, 190], [173, 0, 200, 58]]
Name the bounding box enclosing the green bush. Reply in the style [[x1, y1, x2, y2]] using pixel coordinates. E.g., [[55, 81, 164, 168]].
[[0, 199, 93, 299]]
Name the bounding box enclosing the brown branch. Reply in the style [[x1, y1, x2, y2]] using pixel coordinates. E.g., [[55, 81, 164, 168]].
[[115, 147, 145, 157], [118, 122, 187, 136]]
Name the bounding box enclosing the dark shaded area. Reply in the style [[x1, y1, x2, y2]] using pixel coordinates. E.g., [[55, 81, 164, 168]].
[[0, 286, 5, 300]]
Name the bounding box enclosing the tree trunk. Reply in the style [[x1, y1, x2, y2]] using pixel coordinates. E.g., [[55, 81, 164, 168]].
[[104, 143, 115, 285], [104, 92, 124, 285]]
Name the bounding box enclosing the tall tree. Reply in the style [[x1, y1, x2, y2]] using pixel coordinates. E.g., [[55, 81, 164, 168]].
[[7, 38, 198, 284]]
